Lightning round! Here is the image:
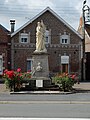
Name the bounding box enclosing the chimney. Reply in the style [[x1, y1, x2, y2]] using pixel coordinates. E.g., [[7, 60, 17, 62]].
[[10, 20, 15, 33]]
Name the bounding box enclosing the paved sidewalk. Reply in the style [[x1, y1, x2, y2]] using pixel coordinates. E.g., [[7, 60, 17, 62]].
[[73, 82, 90, 91], [0, 84, 9, 93]]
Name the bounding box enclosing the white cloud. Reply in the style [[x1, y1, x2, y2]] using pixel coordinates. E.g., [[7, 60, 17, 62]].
[[0, 0, 90, 31], [27, 0, 54, 7]]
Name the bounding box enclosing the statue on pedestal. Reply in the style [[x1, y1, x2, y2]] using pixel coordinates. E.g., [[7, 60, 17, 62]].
[[35, 20, 47, 53]]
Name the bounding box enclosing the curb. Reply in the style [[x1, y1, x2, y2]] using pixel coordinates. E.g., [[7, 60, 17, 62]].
[[10, 91, 76, 95]]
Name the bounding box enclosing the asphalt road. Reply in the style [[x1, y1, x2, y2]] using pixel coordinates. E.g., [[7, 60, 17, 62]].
[[0, 82, 90, 118], [0, 93, 90, 118], [0, 103, 90, 118], [0, 93, 90, 101]]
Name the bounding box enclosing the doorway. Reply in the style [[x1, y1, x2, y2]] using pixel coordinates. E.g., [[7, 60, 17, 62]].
[[61, 64, 68, 73], [61, 55, 69, 73]]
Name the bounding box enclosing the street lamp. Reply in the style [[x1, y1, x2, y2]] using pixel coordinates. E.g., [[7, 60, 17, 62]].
[[82, 0, 90, 81]]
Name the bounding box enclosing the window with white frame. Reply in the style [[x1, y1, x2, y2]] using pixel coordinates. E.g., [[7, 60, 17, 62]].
[[60, 32, 70, 44], [45, 30, 51, 44], [20, 33, 29, 43], [0, 55, 3, 75], [27, 59, 33, 72]]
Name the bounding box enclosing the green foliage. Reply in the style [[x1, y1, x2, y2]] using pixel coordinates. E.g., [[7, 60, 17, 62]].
[[3, 68, 31, 91], [52, 73, 75, 92]]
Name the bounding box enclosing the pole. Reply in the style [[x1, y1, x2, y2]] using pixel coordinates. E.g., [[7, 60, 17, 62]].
[[82, 0, 90, 81], [82, 2, 86, 81]]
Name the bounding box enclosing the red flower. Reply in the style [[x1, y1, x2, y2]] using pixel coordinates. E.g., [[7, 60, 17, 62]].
[[27, 70, 31, 72], [6, 70, 14, 79], [4, 69, 8, 73], [71, 75, 76, 80], [18, 73, 22, 76], [17, 68, 21, 72]]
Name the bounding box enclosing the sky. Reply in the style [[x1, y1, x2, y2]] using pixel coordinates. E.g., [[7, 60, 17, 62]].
[[0, 0, 90, 31]]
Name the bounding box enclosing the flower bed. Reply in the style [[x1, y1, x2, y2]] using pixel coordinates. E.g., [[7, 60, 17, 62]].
[[52, 73, 76, 92], [3, 68, 31, 91], [3, 68, 78, 92]]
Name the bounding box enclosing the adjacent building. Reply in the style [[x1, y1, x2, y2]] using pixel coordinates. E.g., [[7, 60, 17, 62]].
[[0, 24, 11, 75], [78, 16, 90, 80]]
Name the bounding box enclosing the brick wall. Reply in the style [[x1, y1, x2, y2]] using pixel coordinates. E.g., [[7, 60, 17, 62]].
[[0, 25, 11, 71], [11, 11, 82, 77]]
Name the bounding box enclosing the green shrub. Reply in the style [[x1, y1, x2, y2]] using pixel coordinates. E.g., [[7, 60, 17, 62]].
[[3, 68, 31, 92], [52, 73, 75, 92]]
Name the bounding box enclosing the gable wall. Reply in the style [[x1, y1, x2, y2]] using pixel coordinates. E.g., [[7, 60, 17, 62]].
[[11, 11, 82, 77]]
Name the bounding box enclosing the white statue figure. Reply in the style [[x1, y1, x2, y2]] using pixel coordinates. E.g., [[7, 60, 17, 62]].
[[36, 62, 42, 72], [32, 62, 42, 76], [41, 20, 46, 43], [35, 20, 47, 52], [32, 67, 35, 76]]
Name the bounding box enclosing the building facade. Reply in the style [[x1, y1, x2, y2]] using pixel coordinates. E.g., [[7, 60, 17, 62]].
[[11, 7, 82, 78], [0, 24, 11, 75], [78, 17, 90, 80]]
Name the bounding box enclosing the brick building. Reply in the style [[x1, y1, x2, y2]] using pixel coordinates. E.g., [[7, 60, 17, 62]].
[[78, 17, 90, 80], [0, 24, 11, 75], [84, 25, 90, 80], [11, 7, 82, 79]]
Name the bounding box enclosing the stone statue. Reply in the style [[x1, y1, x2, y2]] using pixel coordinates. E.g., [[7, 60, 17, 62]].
[[36, 62, 42, 72], [35, 20, 47, 53], [32, 62, 42, 76]]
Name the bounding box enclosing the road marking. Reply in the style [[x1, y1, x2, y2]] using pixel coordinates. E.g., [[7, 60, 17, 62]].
[[0, 100, 90, 104], [0, 118, 87, 120]]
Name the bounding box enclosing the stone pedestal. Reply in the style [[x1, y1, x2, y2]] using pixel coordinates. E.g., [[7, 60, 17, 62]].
[[36, 80, 43, 87], [31, 52, 51, 87]]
